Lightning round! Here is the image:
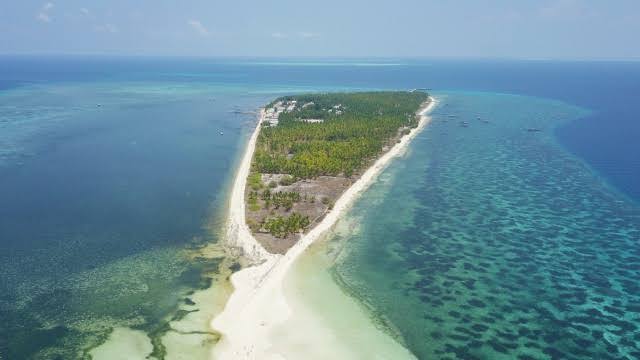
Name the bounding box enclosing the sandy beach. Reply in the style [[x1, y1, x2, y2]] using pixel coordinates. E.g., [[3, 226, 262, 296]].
[[211, 97, 437, 360]]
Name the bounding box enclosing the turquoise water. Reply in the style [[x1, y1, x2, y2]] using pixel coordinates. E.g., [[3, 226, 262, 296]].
[[330, 92, 640, 359], [1, 57, 639, 359]]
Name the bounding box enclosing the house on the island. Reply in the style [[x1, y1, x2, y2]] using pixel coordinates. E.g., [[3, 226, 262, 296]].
[[264, 103, 284, 126]]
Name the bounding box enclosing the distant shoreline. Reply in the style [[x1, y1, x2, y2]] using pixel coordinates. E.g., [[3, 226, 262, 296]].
[[211, 95, 437, 359]]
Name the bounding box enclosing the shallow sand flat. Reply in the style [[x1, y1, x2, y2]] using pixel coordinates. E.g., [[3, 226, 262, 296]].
[[161, 278, 232, 360], [270, 242, 416, 359], [211, 98, 436, 360], [87, 241, 233, 360], [89, 279, 231, 360], [90, 327, 153, 360]]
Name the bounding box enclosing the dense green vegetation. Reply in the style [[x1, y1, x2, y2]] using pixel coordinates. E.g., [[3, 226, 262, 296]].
[[248, 172, 263, 191], [254, 91, 428, 179], [248, 91, 428, 240], [263, 213, 310, 238], [248, 189, 302, 211]]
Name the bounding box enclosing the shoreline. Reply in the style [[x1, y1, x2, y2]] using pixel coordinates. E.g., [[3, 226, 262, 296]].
[[223, 107, 276, 263], [211, 96, 437, 359]]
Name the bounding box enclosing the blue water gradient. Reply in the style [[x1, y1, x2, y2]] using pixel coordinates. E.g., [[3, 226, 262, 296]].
[[2, 56, 637, 201], [331, 92, 640, 359], [0, 56, 638, 358]]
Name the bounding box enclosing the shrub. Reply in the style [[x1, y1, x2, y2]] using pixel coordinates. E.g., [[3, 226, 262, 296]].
[[279, 175, 295, 186], [248, 197, 260, 211], [248, 173, 263, 191]]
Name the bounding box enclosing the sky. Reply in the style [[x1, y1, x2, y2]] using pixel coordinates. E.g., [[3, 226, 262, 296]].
[[1, 0, 639, 59]]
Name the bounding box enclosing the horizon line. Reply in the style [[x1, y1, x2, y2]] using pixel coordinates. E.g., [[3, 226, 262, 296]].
[[1, 52, 640, 63]]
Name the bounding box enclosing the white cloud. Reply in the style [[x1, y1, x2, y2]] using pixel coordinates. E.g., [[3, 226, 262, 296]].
[[271, 31, 320, 39], [36, 2, 54, 23], [37, 12, 51, 22], [298, 32, 320, 39], [539, 0, 596, 19], [271, 32, 287, 39], [188, 19, 210, 37], [94, 23, 118, 33]]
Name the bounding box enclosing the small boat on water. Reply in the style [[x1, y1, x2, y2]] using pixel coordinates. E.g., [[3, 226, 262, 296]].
[[526, 128, 542, 132], [219, 130, 224, 135], [460, 121, 469, 128]]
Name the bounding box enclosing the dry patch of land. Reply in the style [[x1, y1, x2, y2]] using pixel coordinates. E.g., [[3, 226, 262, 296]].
[[245, 174, 352, 253]]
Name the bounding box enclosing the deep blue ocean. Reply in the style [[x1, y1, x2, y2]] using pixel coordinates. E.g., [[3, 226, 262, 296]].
[[0, 56, 638, 359]]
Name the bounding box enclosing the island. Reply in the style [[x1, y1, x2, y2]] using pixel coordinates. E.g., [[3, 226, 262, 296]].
[[212, 91, 435, 358], [244, 91, 431, 253]]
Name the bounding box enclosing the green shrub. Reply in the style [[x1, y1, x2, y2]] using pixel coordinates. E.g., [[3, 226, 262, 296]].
[[248, 197, 260, 211], [263, 213, 310, 238], [279, 175, 295, 186], [248, 172, 263, 191]]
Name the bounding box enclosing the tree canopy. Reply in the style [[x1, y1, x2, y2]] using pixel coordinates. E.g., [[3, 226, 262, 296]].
[[254, 91, 428, 179]]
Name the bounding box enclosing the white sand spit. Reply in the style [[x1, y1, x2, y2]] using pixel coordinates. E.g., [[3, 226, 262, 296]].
[[211, 98, 437, 360]]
